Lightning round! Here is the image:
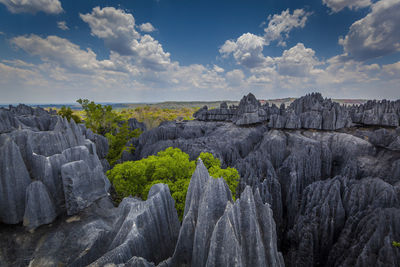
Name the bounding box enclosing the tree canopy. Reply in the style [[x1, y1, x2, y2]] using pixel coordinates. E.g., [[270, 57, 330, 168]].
[[107, 148, 239, 219], [58, 106, 81, 123], [77, 99, 141, 166]]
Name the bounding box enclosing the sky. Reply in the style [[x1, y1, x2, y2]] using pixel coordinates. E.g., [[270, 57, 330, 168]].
[[0, 0, 399, 103]]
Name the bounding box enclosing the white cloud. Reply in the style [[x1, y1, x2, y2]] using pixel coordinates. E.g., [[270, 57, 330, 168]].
[[80, 6, 140, 55], [323, 0, 371, 13], [263, 9, 311, 46], [57, 21, 69, 31], [3, 6, 400, 102], [382, 61, 400, 77], [339, 0, 400, 60], [11, 35, 115, 73], [219, 9, 311, 68], [226, 69, 245, 87], [275, 43, 320, 77], [213, 64, 224, 73], [220, 33, 266, 68], [0, 0, 63, 14], [139, 22, 156, 33], [80, 7, 171, 71]]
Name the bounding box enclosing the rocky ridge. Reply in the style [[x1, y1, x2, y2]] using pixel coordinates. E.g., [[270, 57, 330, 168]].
[[1, 93, 400, 267], [194, 92, 400, 129], [134, 92, 400, 266]]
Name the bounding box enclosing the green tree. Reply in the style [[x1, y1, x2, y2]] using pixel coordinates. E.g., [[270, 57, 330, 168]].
[[105, 122, 141, 166], [77, 99, 142, 166], [58, 106, 81, 123], [393, 241, 400, 247], [77, 98, 120, 135], [107, 148, 239, 220]]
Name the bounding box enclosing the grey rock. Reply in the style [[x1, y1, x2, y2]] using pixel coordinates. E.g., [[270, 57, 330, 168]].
[[169, 160, 284, 267], [206, 187, 285, 267], [61, 160, 108, 215], [327, 208, 400, 267], [85, 184, 180, 266], [127, 118, 147, 132], [350, 99, 400, 127], [123, 257, 156, 267], [0, 137, 31, 224], [23, 181, 57, 230]]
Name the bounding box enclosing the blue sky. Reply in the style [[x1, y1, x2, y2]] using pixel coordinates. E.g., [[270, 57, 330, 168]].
[[0, 0, 399, 103]]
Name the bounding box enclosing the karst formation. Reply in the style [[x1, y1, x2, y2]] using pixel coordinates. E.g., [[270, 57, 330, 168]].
[[1, 93, 400, 267]]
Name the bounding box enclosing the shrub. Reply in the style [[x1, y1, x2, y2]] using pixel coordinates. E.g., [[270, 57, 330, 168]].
[[77, 98, 121, 135], [58, 106, 81, 123], [107, 148, 240, 220], [77, 99, 142, 166]]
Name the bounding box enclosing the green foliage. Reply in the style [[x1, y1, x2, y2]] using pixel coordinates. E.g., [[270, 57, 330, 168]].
[[58, 106, 81, 123], [107, 148, 239, 220], [105, 122, 141, 166], [393, 241, 400, 247], [118, 106, 197, 129], [106, 161, 148, 202], [77, 99, 142, 166], [198, 152, 239, 199], [77, 98, 121, 135], [198, 152, 221, 169]]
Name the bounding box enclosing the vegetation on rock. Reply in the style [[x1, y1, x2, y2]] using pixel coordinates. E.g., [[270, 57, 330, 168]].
[[106, 147, 239, 219], [77, 99, 141, 166], [58, 106, 82, 123]]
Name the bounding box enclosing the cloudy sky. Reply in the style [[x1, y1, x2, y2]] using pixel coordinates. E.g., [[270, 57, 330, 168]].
[[0, 0, 399, 103]]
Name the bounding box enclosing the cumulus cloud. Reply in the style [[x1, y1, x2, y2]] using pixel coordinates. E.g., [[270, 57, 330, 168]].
[[275, 43, 320, 76], [80, 7, 171, 71], [339, 0, 400, 60], [57, 21, 69, 31], [0, 0, 63, 14], [220, 33, 266, 68], [220, 9, 311, 68], [213, 65, 224, 73], [80, 7, 140, 55], [11, 35, 115, 73], [226, 69, 245, 87], [139, 22, 156, 32], [264, 9, 311, 46], [323, 0, 371, 13]]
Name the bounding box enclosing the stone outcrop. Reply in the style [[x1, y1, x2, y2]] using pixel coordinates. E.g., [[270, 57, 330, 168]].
[[194, 92, 399, 129], [75, 184, 180, 266], [0, 105, 110, 229], [2, 94, 400, 267], [61, 160, 108, 215], [165, 159, 284, 267], [23, 181, 57, 231], [133, 100, 400, 266], [127, 117, 147, 132], [350, 99, 400, 127], [0, 184, 180, 267]]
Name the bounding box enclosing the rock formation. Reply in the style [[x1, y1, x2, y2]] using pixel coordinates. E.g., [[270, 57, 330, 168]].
[[1, 93, 400, 267], [194, 92, 400, 130], [165, 159, 284, 267], [0, 105, 109, 228], [133, 92, 400, 267]]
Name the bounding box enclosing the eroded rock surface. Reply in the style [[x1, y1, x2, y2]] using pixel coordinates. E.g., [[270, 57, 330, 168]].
[[166, 160, 284, 267], [134, 93, 400, 267], [2, 95, 400, 267], [194, 92, 399, 129], [0, 105, 109, 228]]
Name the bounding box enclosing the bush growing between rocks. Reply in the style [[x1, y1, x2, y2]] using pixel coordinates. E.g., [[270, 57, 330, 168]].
[[77, 99, 142, 166], [106, 147, 239, 219], [58, 106, 82, 123]]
